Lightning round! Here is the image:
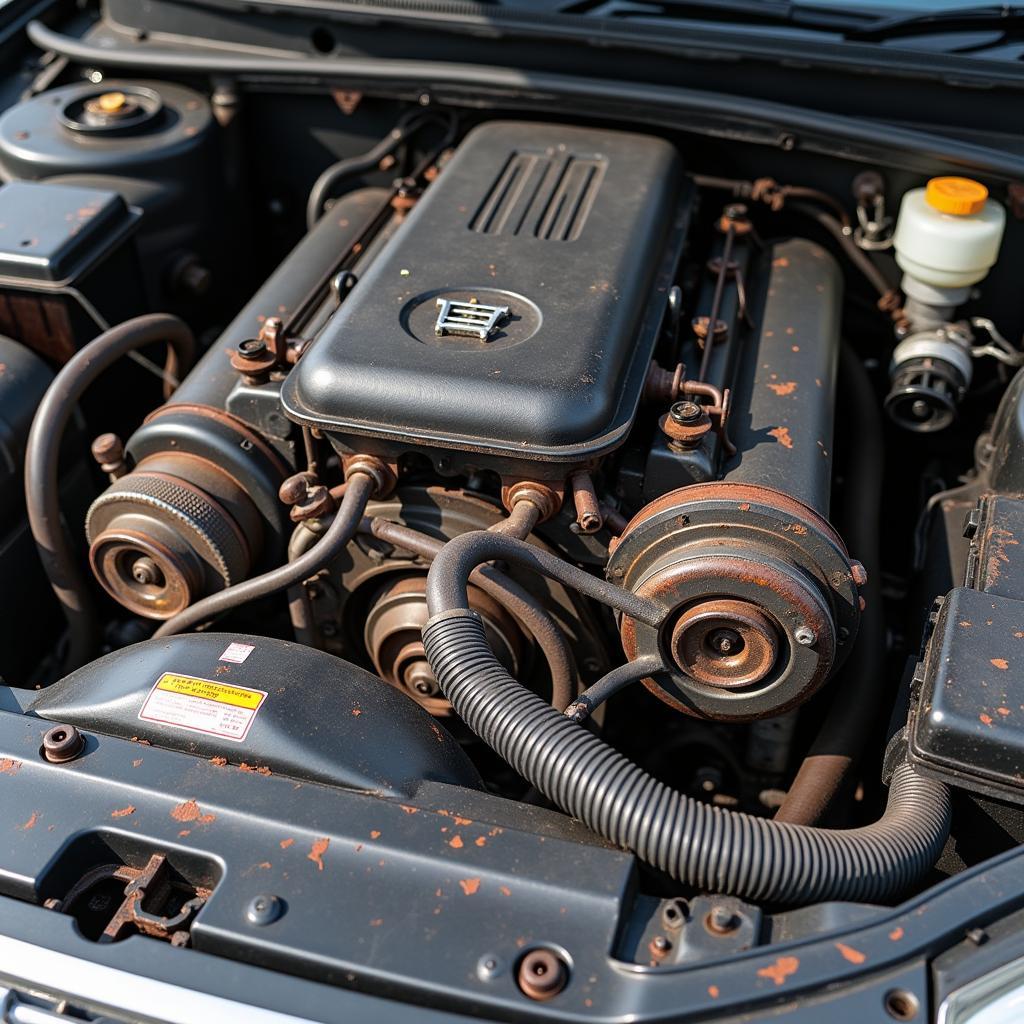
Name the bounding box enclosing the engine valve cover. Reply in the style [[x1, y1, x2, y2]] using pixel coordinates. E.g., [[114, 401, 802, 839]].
[[282, 121, 687, 475]]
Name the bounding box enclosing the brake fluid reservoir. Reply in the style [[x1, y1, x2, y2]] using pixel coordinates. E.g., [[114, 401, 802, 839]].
[[894, 177, 1005, 290]]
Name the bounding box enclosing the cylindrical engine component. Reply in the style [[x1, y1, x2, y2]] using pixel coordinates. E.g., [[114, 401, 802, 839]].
[[724, 238, 841, 515], [364, 575, 523, 715], [85, 189, 391, 619], [85, 451, 264, 619], [0, 80, 223, 308], [885, 328, 972, 433], [607, 481, 864, 721], [86, 405, 289, 618]]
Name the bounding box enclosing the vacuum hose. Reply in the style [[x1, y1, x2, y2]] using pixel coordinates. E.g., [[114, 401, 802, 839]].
[[422, 532, 950, 904]]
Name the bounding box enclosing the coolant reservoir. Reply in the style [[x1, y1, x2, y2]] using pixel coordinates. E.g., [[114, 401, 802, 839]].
[[893, 176, 1005, 289]]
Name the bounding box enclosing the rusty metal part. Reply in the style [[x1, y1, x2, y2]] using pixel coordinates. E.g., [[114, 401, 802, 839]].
[[279, 472, 336, 523], [229, 317, 285, 384], [501, 478, 564, 523], [599, 503, 628, 537], [670, 599, 779, 688], [717, 202, 753, 236], [41, 724, 84, 763], [87, 451, 260, 620], [643, 361, 685, 406], [648, 935, 672, 961], [490, 499, 542, 539], [680, 380, 735, 456], [660, 401, 712, 451], [609, 481, 863, 721], [517, 949, 568, 1001], [364, 575, 523, 715], [569, 471, 603, 534], [343, 453, 397, 499], [691, 316, 729, 349], [91, 432, 128, 480]]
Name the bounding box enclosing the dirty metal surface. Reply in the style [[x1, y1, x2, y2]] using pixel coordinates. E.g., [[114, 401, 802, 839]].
[[1, 709, 1024, 1021]]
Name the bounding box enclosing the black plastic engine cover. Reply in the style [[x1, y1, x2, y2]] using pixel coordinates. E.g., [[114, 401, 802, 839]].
[[27, 633, 481, 797], [281, 121, 687, 475]]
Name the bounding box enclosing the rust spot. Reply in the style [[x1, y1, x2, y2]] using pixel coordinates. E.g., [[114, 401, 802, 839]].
[[708, 985, 720, 998], [889, 927, 905, 941], [768, 426, 794, 449], [791, 345, 800, 352], [132, 758, 144, 768], [767, 381, 798, 396], [960, 621, 973, 628], [280, 837, 294, 848], [991, 658, 1009, 670], [1015, 631, 1024, 639], [835, 942, 866, 964], [784, 523, 808, 536], [351, 708, 362, 717], [980, 713, 994, 726], [178, 829, 191, 837], [475, 836, 487, 847], [130, 736, 152, 746], [757, 956, 800, 986], [459, 877, 481, 895], [170, 799, 215, 824], [449, 835, 464, 849], [308, 837, 330, 870], [499, 885, 511, 896], [998, 706, 1011, 716], [370, 830, 381, 840], [210, 756, 228, 766], [453, 815, 472, 826], [738, 503, 751, 511], [399, 804, 419, 814], [429, 722, 445, 744], [110, 806, 136, 818], [0, 758, 22, 775], [772, 257, 790, 268], [369, 918, 383, 927], [18, 811, 39, 830]]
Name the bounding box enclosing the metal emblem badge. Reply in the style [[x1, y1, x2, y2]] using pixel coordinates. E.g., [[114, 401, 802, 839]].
[[434, 298, 509, 341]]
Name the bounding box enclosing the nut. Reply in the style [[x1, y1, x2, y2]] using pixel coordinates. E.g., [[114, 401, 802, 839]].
[[42, 724, 85, 764], [517, 949, 568, 1001]]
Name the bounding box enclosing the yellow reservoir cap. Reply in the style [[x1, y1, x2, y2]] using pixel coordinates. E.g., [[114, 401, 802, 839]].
[[925, 176, 989, 216]]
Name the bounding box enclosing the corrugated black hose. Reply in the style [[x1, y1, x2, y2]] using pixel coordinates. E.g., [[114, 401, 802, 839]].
[[422, 531, 951, 904]]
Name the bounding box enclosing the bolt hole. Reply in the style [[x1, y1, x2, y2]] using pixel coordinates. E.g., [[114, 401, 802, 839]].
[[52, 731, 66, 743], [310, 26, 335, 52], [884, 989, 920, 1021]]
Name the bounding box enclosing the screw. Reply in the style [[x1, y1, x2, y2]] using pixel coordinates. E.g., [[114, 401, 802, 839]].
[[517, 949, 568, 1001], [237, 337, 268, 360], [850, 561, 869, 587], [42, 724, 85, 764], [708, 628, 741, 655], [670, 401, 703, 424], [477, 954, 505, 981], [794, 625, 817, 646], [245, 893, 283, 926], [649, 934, 672, 960], [706, 904, 739, 934], [131, 557, 162, 586]]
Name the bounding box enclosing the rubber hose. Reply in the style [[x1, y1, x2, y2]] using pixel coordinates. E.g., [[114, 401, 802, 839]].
[[362, 517, 577, 712], [421, 531, 950, 903], [423, 611, 949, 903], [25, 314, 196, 673], [154, 472, 375, 637], [775, 344, 886, 825]]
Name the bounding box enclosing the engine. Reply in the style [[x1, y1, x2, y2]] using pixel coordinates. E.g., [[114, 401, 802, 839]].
[[4, 78, 1024, 994]]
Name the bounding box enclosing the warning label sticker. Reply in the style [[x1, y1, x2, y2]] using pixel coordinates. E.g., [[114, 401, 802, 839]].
[[139, 673, 267, 742]]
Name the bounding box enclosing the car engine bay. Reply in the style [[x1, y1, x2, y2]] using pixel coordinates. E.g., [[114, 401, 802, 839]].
[[2, 22, 1024, 1019]]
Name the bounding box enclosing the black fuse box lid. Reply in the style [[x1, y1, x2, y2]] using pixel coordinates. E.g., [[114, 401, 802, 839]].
[[281, 121, 687, 471], [910, 586, 1024, 804], [0, 180, 139, 285]]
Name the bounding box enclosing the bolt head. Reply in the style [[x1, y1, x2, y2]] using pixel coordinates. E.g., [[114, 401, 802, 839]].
[[670, 401, 702, 424], [246, 893, 283, 926], [237, 338, 268, 360], [41, 724, 85, 764], [794, 625, 817, 646]]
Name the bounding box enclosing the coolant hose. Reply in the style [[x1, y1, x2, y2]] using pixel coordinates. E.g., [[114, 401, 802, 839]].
[[25, 314, 196, 673], [155, 472, 375, 638], [422, 532, 951, 903]]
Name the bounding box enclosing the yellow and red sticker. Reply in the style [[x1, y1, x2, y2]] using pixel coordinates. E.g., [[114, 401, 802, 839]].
[[139, 673, 267, 742]]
